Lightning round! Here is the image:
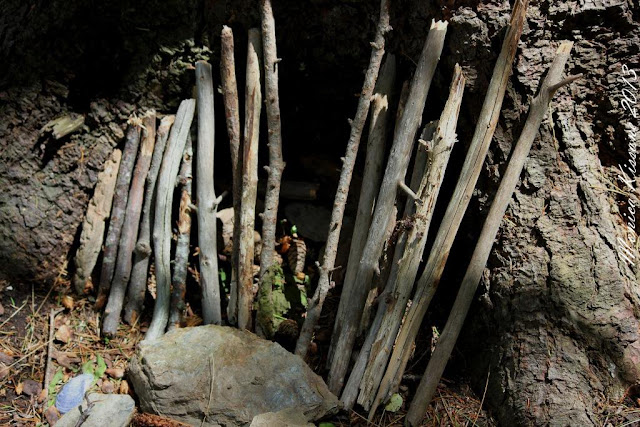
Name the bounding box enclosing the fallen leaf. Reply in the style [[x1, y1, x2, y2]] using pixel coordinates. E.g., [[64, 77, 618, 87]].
[[119, 379, 129, 395], [0, 363, 9, 380], [21, 379, 42, 397], [0, 351, 13, 365], [0, 302, 4, 316], [44, 405, 60, 425], [15, 382, 23, 395], [38, 388, 48, 403], [384, 393, 403, 412], [53, 351, 81, 369], [55, 324, 73, 343], [61, 295, 74, 310], [105, 367, 124, 379], [101, 380, 114, 394]]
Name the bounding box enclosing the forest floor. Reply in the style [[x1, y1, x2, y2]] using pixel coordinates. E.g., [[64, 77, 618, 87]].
[[0, 270, 636, 426]]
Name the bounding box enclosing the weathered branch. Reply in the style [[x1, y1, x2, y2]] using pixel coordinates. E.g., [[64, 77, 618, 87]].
[[73, 149, 121, 295], [258, 0, 286, 281], [145, 99, 195, 341], [221, 25, 242, 326], [103, 111, 156, 337], [239, 29, 263, 332], [371, 0, 529, 414], [327, 19, 447, 395], [168, 135, 194, 331], [196, 61, 222, 325], [294, 0, 392, 359], [96, 120, 142, 310], [125, 115, 174, 325], [406, 42, 577, 426]]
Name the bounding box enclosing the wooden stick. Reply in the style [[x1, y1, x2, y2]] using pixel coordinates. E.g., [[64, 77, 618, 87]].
[[168, 135, 194, 330], [294, 0, 392, 359], [221, 25, 242, 326], [44, 307, 64, 393], [103, 111, 157, 337], [96, 121, 142, 310], [73, 148, 122, 295], [125, 115, 175, 325], [145, 99, 195, 341], [327, 20, 447, 395], [195, 61, 223, 325], [356, 66, 465, 412], [406, 42, 578, 426], [371, 0, 528, 414], [258, 0, 286, 281], [239, 29, 263, 332]]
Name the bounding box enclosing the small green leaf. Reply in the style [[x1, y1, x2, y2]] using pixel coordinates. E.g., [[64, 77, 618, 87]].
[[219, 268, 227, 283], [81, 359, 95, 376], [385, 393, 403, 412], [95, 355, 107, 380], [48, 369, 64, 407], [318, 423, 335, 427], [290, 225, 297, 235], [300, 290, 308, 308]]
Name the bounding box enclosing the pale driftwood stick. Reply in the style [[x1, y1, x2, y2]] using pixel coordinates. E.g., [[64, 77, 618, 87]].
[[73, 149, 122, 295], [145, 99, 195, 341], [343, 53, 396, 337], [221, 25, 242, 326], [239, 29, 263, 332], [354, 66, 465, 412], [294, 0, 392, 359], [168, 136, 194, 331], [406, 43, 578, 426], [258, 0, 285, 280], [196, 61, 223, 325], [371, 0, 528, 413], [327, 20, 447, 395], [125, 115, 174, 325], [394, 80, 410, 139], [96, 121, 142, 310], [103, 112, 156, 337]]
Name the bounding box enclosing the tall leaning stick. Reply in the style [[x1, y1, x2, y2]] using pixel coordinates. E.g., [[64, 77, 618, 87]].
[[258, 0, 285, 280], [96, 122, 141, 310], [406, 41, 579, 427], [103, 112, 156, 337], [145, 99, 195, 341], [125, 115, 174, 324], [196, 61, 223, 325], [220, 26, 243, 326], [371, 0, 529, 414], [238, 29, 263, 331], [327, 20, 448, 395], [294, 0, 392, 358]]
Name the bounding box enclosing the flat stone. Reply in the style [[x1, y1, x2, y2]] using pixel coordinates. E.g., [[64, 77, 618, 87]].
[[55, 393, 135, 427], [250, 408, 314, 427]]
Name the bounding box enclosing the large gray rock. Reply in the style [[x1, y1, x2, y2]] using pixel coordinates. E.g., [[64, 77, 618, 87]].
[[128, 325, 339, 426], [55, 393, 135, 427]]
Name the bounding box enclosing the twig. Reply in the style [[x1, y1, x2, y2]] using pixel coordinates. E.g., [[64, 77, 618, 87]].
[[294, 0, 392, 359], [258, 0, 286, 281], [44, 307, 64, 392], [168, 135, 194, 330], [145, 99, 195, 341], [406, 41, 578, 425], [125, 115, 175, 325], [239, 29, 263, 332], [472, 368, 491, 425], [195, 61, 223, 325], [371, 0, 529, 414], [73, 149, 122, 294], [103, 111, 156, 337], [220, 25, 242, 326], [328, 19, 447, 395], [96, 121, 142, 309]]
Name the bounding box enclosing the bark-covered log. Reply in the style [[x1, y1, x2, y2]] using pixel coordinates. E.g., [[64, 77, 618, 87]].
[[145, 99, 195, 341], [103, 111, 156, 337], [124, 115, 175, 325], [96, 121, 142, 310], [295, 0, 392, 359], [327, 19, 447, 395], [220, 25, 242, 326], [73, 149, 122, 295], [195, 61, 222, 325], [240, 29, 262, 332], [168, 135, 194, 331]]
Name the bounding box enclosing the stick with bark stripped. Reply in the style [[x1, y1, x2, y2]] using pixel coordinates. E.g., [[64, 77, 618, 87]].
[[327, 20, 448, 395], [196, 61, 223, 325], [168, 135, 194, 330], [406, 42, 579, 426], [145, 99, 195, 341], [220, 25, 243, 326], [125, 115, 174, 325], [103, 112, 156, 337], [239, 29, 262, 332], [96, 121, 142, 310], [371, 0, 529, 413], [294, 0, 392, 359], [73, 149, 121, 295]]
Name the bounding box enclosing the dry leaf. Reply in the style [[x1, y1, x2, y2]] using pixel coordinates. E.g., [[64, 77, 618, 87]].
[[37, 388, 48, 403], [15, 382, 23, 395], [0, 302, 4, 316], [44, 405, 60, 426], [0, 351, 13, 365], [119, 379, 130, 395], [53, 350, 80, 369], [55, 324, 73, 343], [61, 295, 74, 310], [0, 363, 9, 380], [21, 379, 42, 397], [101, 380, 115, 394], [105, 367, 124, 379]]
